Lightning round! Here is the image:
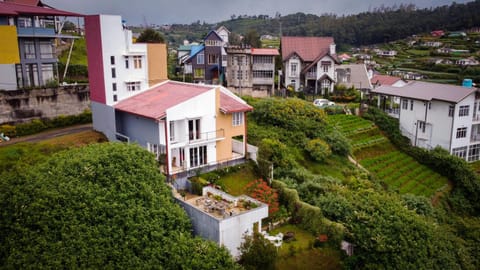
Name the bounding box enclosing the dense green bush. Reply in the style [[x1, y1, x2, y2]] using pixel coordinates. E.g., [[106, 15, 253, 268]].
[[306, 139, 332, 162], [0, 110, 92, 137], [0, 143, 237, 269]]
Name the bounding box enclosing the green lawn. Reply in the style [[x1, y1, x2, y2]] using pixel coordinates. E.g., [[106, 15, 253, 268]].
[[301, 155, 354, 180], [269, 224, 342, 270], [212, 164, 259, 195]]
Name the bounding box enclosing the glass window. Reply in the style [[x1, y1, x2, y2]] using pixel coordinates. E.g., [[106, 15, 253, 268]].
[[456, 127, 467, 138], [410, 100, 414, 110], [459, 105, 469, 117], [290, 63, 298, 76], [468, 144, 480, 162], [232, 112, 243, 126], [113, 95, 117, 102], [133, 56, 142, 69], [41, 63, 54, 84], [194, 68, 204, 78], [452, 146, 467, 160], [39, 41, 53, 59], [169, 121, 175, 142], [197, 53, 204, 64], [125, 56, 129, 69], [112, 83, 117, 91], [110, 56, 115, 65], [448, 105, 455, 117], [402, 99, 408, 110], [126, 81, 141, 91], [24, 41, 35, 59]]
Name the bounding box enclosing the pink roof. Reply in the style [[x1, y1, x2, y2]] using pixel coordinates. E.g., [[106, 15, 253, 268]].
[[115, 81, 212, 120], [371, 75, 402, 86], [281, 36, 334, 61], [115, 81, 252, 120], [0, 1, 82, 16], [220, 92, 253, 113], [251, 48, 279, 56]]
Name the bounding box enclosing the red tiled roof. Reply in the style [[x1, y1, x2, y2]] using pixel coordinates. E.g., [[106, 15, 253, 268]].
[[0, 1, 82, 16], [371, 75, 402, 86], [220, 92, 253, 113], [281, 36, 334, 61], [114, 81, 212, 120], [251, 48, 279, 56]]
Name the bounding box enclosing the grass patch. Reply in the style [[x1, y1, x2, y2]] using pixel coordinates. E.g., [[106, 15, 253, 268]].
[[301, 155, 353, 180], [269, 224, 342, 270], [212, 163, 259, 196]]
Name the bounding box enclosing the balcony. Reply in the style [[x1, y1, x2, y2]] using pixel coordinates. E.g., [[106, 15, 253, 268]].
[[170, 129, 225, 148], [472, 114, 480, 123], [17, 27, 56, 37], [305, 71, 317, 79]]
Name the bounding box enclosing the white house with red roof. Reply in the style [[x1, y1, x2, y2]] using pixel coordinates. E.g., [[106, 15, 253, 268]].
[[281, 36, 339, 93], [372, 81, 480, 162]]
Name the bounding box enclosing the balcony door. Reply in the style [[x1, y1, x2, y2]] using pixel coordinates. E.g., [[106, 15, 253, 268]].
[[189, 119, 200, 140]]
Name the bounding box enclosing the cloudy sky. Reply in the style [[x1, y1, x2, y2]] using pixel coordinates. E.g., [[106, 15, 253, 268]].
[[44, 0, 471, 26]]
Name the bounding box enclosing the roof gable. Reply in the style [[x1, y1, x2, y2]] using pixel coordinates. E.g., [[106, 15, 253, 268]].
[[205, 30, 222, 41], [281, 36, 334, 62], [372, 81, 477, 103]]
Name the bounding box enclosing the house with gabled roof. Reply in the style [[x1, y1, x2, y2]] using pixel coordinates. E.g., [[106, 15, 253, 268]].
[[372, 81, 480, 162], [281, 36, 339, 94]]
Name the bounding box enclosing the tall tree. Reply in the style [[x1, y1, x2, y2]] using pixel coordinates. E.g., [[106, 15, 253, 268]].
[[243, 29, 261, 48], [137, 28, 165, 43]]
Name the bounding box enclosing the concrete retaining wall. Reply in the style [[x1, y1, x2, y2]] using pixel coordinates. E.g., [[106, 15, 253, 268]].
[[0, 84, 90, 124]]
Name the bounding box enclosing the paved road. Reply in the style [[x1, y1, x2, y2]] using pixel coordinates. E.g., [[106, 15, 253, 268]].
[[0, 123, 93, 147]]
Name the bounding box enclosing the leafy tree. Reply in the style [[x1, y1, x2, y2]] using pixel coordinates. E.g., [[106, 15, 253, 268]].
[[137, 28, 165, 43], [238, 232, 277, 270], [0, 143, 237, 269], [243, 29, 261, 48]]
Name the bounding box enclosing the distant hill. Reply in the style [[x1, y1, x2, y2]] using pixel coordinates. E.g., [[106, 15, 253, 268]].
[[161, 1, 480, 48]]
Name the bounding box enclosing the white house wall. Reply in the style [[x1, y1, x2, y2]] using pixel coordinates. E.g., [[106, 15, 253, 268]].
[[451, 94, 476, 150], [426, 100, 454, 150], [285, 56, 301, 90], [97, 15, 148, 106]]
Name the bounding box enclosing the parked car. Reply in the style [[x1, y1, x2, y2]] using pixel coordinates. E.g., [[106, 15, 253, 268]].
[[313, 99, 335, 108]]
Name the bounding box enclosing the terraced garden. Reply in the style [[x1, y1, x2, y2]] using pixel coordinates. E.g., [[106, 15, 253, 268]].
[[328, 114, 449, 197]]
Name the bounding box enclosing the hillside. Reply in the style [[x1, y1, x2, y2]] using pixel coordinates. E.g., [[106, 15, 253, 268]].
[[160, 1, 480, 48]]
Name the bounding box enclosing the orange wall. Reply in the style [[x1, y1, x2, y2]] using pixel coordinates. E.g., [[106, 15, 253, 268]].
[[215, 88, 247, 162], [147, 43, 168, 86], [0, 26, 20, 64]]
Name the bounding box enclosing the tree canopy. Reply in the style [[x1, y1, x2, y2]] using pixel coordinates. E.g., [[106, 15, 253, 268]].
[[0, 143, 237, 269], [137, 28, 165, 43]]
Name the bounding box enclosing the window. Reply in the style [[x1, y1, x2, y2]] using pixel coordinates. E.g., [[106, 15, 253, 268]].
[[110, 56, 115, 65], [402, 99, 408, 110], [252, 70, 274, 78], [290, 63, 298, 76], [39, 41, 53, 59], [208, 54, 219, 65], [24, 41, 35, 59], [125, 56, 129, 69], [419, 121, 426, 133], [468, 144, 480, 162], [188, 119, 201, 141], [111, 68, 116, 78], [41, 64, 54, 84], [133, 56, 142, 69], [238, 56, 244, 66], [194, 68, 204, 78], [410, 100, 414, 110], [169, 121, 175, 141], [253, 55, 273, 64], [126, 81, 141, 91], [189, 145, 207, 168], [197, 53, 204, 64], [18, 17, 32, 28], [112, 83, 117, 91], [205, 40, 221, 46], [456, 127, 467, 138], [233, 112, 243, 126], [452, 146, 467, 160], [448, 105, 455, 117], [459, 105, 469, 117], [322, 64, 329, 73], [321, 80, 330, 90], [24, 64, 39, 87], [237, 70, 243, 80], [113, 95, 117, 102], [15, 64, 23, 88]]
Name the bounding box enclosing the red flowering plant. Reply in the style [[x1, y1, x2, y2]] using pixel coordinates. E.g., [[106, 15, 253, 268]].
[[244, 179, 279, 216]]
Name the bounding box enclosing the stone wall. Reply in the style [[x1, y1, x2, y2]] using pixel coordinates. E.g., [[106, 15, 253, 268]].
[[0, 85, 90, 124]]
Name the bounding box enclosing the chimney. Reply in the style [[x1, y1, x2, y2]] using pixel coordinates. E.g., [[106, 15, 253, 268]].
[[330, 43, 336, 55]]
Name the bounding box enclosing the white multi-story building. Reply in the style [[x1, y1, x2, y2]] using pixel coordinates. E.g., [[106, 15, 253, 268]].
[[281, 36, 338, 93], [372, 81, 480, 161]]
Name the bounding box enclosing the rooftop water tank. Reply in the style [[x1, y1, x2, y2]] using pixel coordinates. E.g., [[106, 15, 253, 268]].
[[463, 78, 473, 88]]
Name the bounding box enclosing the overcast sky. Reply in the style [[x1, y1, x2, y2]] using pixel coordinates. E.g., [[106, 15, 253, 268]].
[[43, 0, 471, 26]]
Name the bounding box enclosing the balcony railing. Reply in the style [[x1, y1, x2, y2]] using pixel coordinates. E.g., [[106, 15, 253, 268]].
[[472, 114, 480, 122], [170, 129, 225, 146]]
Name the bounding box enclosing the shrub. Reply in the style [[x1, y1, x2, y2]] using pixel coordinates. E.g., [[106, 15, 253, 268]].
[[0, 124, 16, 137], [306, 138, 332, 162], [245, 179, 280, 215]]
